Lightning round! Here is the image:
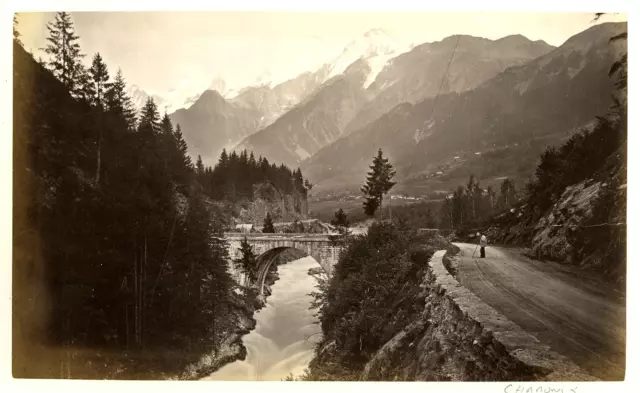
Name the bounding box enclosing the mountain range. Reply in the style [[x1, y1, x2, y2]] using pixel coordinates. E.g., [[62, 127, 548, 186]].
[[301, 22, 627, 195], [130, 23, 626, 194], [233, 31, 555, 168]]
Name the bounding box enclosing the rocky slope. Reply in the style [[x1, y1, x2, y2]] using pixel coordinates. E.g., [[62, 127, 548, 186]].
[[307, 245, 595, 381], [358, 250, 596, 381], [486, 142, 626, 284], [302, 22, 627, 194], [235, 181, 309, 226]]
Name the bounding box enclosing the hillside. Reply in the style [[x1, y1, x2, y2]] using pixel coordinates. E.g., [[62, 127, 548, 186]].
[[233, 60, 372, 167], [486, 77, 627, 285], [345, 34, 554, 134], [302, 22, 627, 196], [230, 65, 331, 130], [169, 90, 264, 166]]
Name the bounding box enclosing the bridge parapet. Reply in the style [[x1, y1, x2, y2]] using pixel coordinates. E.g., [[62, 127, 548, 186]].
[[223, 232, 346, 296]]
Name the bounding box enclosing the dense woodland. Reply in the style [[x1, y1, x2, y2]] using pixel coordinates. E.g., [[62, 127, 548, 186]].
[[196, 148, 310, 203], [378, 176, 518, 232], [12, 13, 305, 378], [438, 176, 518, 230]]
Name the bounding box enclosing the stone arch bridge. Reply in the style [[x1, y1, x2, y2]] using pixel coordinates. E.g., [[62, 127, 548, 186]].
[[224, 232, 345, 296]]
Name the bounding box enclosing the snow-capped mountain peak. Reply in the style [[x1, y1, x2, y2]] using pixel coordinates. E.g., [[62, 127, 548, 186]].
[[126, 84, 171, 114], [327, 28, 411, 88], [126, 28, 412, 115]]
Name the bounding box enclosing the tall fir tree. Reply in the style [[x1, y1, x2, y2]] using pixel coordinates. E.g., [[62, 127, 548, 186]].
[[89, 53, 110, 109], [160, 112, 174, 136], [499, 178, 517, 209], [88, 53, 111, 184], [196, 155, 205, 175], [361, 148, 396, 217], [173, 124, 192, 170], [467, 175, 477, 219], [262, 213, 275, 233], [138, 97, 161, 133], [43, 12, 86, 98], [106, 68, 137, 129], [218, 148, 229, 168], [234, 237, 258, 286], [487, 185, 496, 213], [330, 208, 350, 236], [440, 197, 454, 229]]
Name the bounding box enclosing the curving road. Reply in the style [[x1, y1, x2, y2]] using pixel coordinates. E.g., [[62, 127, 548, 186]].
[[454, 243, 626, 381]]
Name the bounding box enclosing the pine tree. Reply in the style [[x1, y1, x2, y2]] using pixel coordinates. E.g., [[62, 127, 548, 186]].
[[467, 175, 477, 219], [218, 149, 229, 168], [87, 53, 111, 184], [234, 237, 258, 286], [262, 213, 275, 233], [331, 208, 350, 235], [294, 168, 304, 190], [160, 113, 173, 135], [138, 98, 161, 133], [106, 68, 137, 129], [89, 53, 110, 109], [158, 112, 178, 181], [361, 148, 396, 217], [43, 12, 86, 97], [173, 124, 192, 170], [452, 186, 466, 227], [440, 197, 453, 230], [487, 185, 496, 213], [196, 155, 204, 173], [499, 178, 517, 209]]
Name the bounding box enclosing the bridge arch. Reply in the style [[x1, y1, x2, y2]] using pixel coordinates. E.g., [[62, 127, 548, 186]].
[[224, 233, 343, 297], [254, 246, 327, 298]]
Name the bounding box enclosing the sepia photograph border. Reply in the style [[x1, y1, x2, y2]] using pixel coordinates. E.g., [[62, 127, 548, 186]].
[[1, 0, 635, 392]]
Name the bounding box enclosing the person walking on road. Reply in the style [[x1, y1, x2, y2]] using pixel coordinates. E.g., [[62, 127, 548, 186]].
[[479, 233, 488, 258]]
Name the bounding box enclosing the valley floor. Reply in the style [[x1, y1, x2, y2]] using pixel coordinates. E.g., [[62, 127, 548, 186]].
[[454, 243, 626, 381]]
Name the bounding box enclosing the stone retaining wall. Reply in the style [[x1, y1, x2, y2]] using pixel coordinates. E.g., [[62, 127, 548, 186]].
[[361, 250, 597, 381]]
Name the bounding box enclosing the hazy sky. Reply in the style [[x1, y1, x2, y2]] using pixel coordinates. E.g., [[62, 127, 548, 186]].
[[17, 12, 627, 95]]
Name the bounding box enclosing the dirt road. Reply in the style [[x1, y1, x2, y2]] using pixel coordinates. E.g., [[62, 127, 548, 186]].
[[454, 243, 626, 381]]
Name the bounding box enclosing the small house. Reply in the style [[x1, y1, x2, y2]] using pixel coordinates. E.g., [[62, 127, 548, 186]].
[[235, 223, 254, 233]]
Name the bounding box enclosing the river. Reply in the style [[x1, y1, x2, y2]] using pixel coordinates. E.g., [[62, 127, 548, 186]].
[[204, 256, 322, 381]]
